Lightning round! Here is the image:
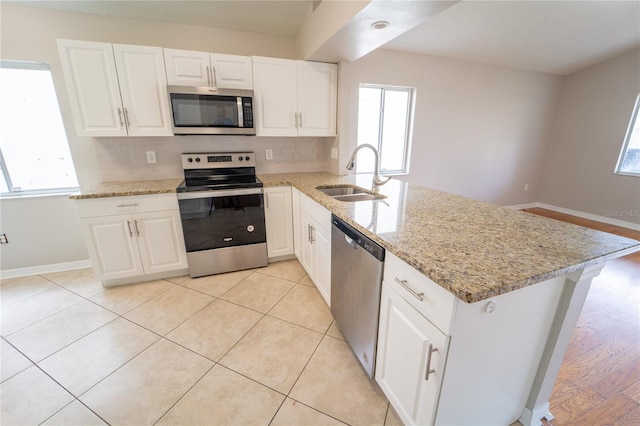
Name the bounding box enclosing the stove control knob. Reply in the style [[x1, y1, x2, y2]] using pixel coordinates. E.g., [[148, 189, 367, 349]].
[[187, 157, 193, 163], [238, 156, 243, 161], [195, 157, 201, 162], [245, 156, 250, 161]]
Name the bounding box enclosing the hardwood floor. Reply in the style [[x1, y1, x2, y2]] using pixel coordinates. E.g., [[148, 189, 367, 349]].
[[523, 208, 640, 425]]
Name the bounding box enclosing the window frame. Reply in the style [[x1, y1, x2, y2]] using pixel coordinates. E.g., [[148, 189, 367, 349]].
[[614, 93, 640, 177], [357, 83, 415, 176], [0, 60, 79, 197]]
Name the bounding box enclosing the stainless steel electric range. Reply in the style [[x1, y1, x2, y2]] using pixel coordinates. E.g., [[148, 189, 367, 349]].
[[176, 152, 267, 277]]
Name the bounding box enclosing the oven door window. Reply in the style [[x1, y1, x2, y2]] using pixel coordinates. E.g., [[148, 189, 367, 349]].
[[179, 194, 266, 251], [170, 94, 240, 128]]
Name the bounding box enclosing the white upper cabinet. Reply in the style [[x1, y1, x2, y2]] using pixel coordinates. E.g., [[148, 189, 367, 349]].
[[210, 53, 254, 90], [252, 57, 337, 137], [57, 39, 126, 137], [164, 48, 253, 90], [297, 61, 337, 137], [57, 39, 172, 137], [163, 48, 211, 87], [112, 44, 173, 136]]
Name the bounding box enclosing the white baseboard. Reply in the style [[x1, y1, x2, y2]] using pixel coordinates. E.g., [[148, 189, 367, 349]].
[[505, 203, 539, 210], [506, 202, 640, 231], [1, 259, 92, 279]]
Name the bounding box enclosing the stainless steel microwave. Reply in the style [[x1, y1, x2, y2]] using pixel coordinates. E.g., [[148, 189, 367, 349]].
[[167, 85, 255, 135]]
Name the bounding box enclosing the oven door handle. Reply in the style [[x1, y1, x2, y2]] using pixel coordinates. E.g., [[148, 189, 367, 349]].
[[177, 187, 264, 200]]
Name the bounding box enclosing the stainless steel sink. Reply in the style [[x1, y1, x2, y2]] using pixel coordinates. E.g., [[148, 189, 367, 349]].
[[316, 185, 386, 202]]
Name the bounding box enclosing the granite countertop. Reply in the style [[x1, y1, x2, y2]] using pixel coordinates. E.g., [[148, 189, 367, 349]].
[[69, 179, 183, 199], [70, 173, 640, 303], [259, 172, 640, 303]]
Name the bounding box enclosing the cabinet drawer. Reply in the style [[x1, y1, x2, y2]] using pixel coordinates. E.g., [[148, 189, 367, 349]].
[[384, 252, 456, 335], [299, 192, 330, 226], [75, 193, 179, 218]]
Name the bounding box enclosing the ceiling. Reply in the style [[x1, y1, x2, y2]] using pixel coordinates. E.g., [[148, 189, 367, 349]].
[[7, 0, 640, 75]]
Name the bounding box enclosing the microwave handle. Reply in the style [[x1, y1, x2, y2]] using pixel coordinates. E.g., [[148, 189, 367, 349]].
[[237, 97, 244, 127]]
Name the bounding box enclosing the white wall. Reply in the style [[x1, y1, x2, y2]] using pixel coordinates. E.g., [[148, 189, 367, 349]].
[[339, 49, 563, 205], [538, 49, 640, 226], [0, 195, 88, 271]]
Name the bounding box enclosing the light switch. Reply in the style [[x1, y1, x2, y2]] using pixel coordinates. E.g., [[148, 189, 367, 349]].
[[265, 149, 273, 160], [146, 151, 157, 164]]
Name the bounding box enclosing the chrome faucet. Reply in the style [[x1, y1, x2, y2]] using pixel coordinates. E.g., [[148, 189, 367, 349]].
[[346, 144, 391, 187]]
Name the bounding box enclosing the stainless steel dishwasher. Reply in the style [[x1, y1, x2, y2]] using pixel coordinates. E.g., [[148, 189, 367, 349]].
[[330, 214, 385, 378]]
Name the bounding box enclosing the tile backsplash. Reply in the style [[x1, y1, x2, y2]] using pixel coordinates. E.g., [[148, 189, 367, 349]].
[[94, 136, 332, 181]]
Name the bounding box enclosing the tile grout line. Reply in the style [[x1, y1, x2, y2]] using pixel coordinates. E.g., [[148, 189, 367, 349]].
[[151, 362, 218, 426]]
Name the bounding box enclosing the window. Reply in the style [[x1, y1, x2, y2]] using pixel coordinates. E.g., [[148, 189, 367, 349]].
[[615, 93, 640, 176], [0, 60, 78, 196], [356, 84, 414, 175]]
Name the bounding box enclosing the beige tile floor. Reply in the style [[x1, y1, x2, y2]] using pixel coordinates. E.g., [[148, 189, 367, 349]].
[[1, 259, 402, 426]]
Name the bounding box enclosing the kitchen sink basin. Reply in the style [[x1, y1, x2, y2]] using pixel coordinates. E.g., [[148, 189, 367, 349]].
[[316, 185, 370, 196], [316, 185, 386, 202]]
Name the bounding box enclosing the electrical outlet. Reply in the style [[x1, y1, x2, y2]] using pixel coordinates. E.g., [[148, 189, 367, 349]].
[[0, 233, 8, 244], [146, 151, 157, 164], [331, 147, 339, 159], [265, 149, 273, 160]]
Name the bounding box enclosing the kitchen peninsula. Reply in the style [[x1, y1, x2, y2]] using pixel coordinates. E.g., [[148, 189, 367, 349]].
[[71, 172, 640, 426]]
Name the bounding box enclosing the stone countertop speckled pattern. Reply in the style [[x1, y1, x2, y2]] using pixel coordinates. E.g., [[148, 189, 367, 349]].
[[68, 179, 183, 199], [259, 172, 640, 303]]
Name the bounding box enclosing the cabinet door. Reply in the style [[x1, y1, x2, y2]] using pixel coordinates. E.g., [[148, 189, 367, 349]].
[[264, 187, 294, 258], [211, 53, 253, 90], [113, 44, 173, 136], [252, 56, 298, 136], [163, 48, 212, 86], [81, 215, 144, 281], [57, 39, 126, 137], [298, 61, 337, 137], [376, 283, 449, 426], [299, 210, 315, 278], [313, 223, 331, 306], [133, 210, 188, 275]]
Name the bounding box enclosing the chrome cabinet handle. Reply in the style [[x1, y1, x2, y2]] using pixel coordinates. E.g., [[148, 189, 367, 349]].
[[134, 220, 140, 237], [117, 108, 124, 127], [124, 108, 130, 127], [211, 66, 217, 86], [310, 225, 315, 243], [206, 65, 211, 86], [299, 112, 302, 128], [117, 203, 139, 208], [307, 223, 311, 242], [126, 220, 133, 237], [394, 278, 425, 301], [425, 343, 438, 381]]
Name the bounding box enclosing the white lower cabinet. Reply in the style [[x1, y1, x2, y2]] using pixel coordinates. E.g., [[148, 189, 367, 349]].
[[76, 194, 188, 284], [298, 193, 331, 306], [264, 186, 294, 259], [377, 252, 570, 425], [376, 283, 449, 425]]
